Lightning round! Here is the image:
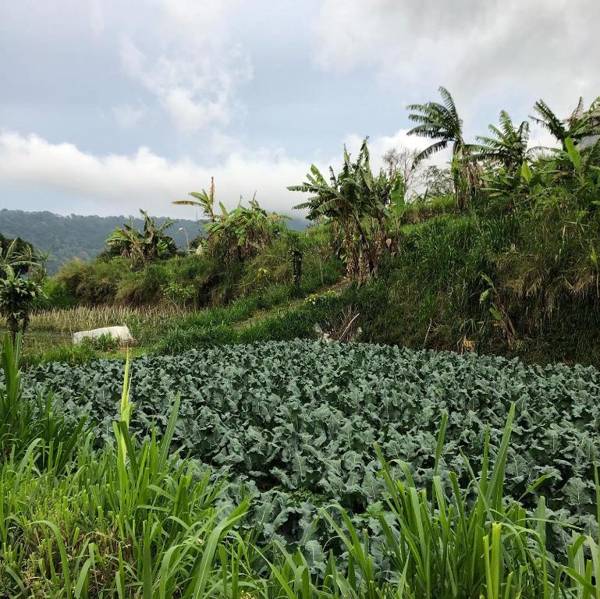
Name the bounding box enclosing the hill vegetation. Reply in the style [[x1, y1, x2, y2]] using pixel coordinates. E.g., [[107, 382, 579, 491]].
[[0, 209, 310, 274]]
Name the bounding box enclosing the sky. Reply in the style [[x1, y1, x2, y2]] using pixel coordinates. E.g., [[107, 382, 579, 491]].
[[0, 0, 598, 218]]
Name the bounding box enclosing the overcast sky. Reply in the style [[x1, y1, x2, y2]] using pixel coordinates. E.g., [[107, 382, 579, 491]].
[[1, 0, 598, 218]]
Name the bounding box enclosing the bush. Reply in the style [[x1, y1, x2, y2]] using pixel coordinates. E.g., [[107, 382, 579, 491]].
[[55, 258, 126, 304], [38, 277, 76, 309], [49, 228, 341, 312], [53, 254, 217, 308]]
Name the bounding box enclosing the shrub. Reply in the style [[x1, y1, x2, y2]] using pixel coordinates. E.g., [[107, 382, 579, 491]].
[[55, 258, 126, 304], [0, 267, 45, 340], [37, 277, 76, 309]]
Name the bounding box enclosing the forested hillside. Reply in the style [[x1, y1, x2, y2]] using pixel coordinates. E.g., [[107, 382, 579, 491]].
[[0, 209, 202, 272]]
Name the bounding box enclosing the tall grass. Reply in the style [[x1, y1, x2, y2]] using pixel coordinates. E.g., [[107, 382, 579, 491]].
[[0, 334, 84, 468], [29, 304, 189, 333], [1, 335, 599, 596]]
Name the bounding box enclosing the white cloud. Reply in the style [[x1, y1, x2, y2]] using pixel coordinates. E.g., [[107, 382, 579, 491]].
[[156, 0, 236, 35], [118, 1, 252, 134], [0, 128, 446, 217], [313, 0, 600, 118], [112, 104, 146, 129], [163, 87, 229, 133], [89, 0, 105, 37], [0, 131, 308, 216]]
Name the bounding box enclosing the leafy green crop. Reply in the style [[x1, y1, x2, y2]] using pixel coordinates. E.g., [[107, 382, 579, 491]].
[[19, 340, 600, 552]]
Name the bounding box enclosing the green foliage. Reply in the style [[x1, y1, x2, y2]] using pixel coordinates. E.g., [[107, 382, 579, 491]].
[[81, 333, 120, 352], [0, 232, 45, 277], [161, 280, 197, 306], [419, 165, 455, 199], [0, 209, 200, 273], [38, 277, 76, 309], [52, 224, 340, 313], [175, 180, 288, 264], [531, 96, 600, 150], [173, 175, 217, 221], [407, 86, 479, 209], [203, 198, 287, 264], [151, 283, 340, 354], [340, 147, 600, 362], [55, 254, 213, 307], [474, 110, 531, 172], [0, 266, 45, 339], [407, 86, 465, 163], [237, 292, 344, 343], [56, 258, 124, 304], [402, 193, 456, 222], [105, 210, 178, 265], [0, 334, 84, 467], [238, 232, 342, 297], [289, 139, 401, 281], [22, 342, 99, 367], [13, 92, 600, 370]]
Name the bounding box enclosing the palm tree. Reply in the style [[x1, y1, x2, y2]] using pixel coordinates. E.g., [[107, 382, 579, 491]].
[[407, 87, 476, 209], [173, 177, 217, 221], [474, 110, 530, 172]]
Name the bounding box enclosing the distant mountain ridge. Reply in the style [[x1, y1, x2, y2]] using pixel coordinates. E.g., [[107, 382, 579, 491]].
[[0, 209, 203, 273], [0, 209, 309, 273]]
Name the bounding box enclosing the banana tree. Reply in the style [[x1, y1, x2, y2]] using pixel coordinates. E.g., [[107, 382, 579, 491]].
[[474, 111, 531, 173], [173, 176, 218, 222], [531, 96, 600, 151], [106, 210, 177, 265], [289, 139, 401, 282], [205, 198, 285, 263]]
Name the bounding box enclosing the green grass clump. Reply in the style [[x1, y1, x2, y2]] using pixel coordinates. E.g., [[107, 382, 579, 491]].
[[22, 342, 99, 367]]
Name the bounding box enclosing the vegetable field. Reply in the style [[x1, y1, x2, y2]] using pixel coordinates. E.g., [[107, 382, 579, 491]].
[[22, 341, 600, 549]]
